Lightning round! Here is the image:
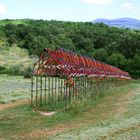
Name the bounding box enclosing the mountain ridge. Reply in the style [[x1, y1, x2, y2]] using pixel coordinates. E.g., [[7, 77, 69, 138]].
[[92, 17, 140, 30]]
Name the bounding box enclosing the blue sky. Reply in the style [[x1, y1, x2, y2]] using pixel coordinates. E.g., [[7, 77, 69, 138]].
[[0, 0, 140, 21]]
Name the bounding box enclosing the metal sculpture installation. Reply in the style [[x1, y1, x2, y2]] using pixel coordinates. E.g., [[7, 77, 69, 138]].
[[31, 48, 131, 110]]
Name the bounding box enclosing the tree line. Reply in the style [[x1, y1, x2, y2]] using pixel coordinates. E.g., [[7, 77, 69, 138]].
[[0, 19, 140, 78]]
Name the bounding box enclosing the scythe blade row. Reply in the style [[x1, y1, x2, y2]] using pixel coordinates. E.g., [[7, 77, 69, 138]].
[[33, 48, 131, 80]]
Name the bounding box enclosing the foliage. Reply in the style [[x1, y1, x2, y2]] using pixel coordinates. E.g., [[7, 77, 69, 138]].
[[0, 19, 140, 78], [129, 53, 140, 78], [23, 66, 32, 78], [107, 53, 127, 69], [92, 48, 108, 62]]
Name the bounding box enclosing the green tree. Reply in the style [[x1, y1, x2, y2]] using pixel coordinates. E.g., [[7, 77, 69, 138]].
[[131, 53, 140, 79], [23, 33, 49, 55], [92, 48, 108, 62], [107, 53, 127, 69]]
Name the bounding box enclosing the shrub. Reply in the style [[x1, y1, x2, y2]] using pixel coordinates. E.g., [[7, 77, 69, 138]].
[[23, 66, 32, 78], [9, 65, 22, 75], [0, 66, 7, 74]]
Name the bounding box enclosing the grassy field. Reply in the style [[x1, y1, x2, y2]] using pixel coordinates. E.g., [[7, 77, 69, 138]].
[[0, 78, 140, 140], [50, 82, 140, 140], [0, 74, 30, 103], [0, 46, 32, 67], [0, 46, 36, 77]]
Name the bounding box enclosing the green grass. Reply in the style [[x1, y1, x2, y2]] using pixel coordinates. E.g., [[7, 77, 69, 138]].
[[0, 80, 140, 140], [49, 80, 140, 140], [0, 104, 75, 140], [0, 46, 33, 70], [0, 74, 30, 103]]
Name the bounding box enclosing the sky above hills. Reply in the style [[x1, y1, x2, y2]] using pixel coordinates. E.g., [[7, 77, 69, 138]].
[[0, 0, 140, 21]]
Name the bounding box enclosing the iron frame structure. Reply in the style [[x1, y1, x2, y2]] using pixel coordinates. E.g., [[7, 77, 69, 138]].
[[31, 48, 131, 110]]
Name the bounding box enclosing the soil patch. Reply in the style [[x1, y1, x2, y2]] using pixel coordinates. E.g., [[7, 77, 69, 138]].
[[0, 99, 29, 111]]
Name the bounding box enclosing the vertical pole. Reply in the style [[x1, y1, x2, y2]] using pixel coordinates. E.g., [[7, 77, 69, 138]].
[[84, 77, 86, 98], [73, 77, 75, 101], [52, 77, 54, 104], [78, 77, 80, 101], [40, 75, 43, 107], [45, 75, 47, 105], [31, 74, 33, 106], [90, 78, 93, 98], [72, 77, 75, 102], [58, 77, 60, 102], [60, 78, 63, 101], [55, 77, 57, 104], [85, 77, 87, 98], [66, 80, 68, 110], [48, 77, 50, 104], [36, 75, 38, 108], [81, 76, 83, 101], [82, 77, 85, 98], [64, 79, 66, 110], [69, 79, 71, 105]]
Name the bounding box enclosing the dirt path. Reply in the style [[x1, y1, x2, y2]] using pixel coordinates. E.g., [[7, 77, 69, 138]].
[[99, 123, 140, 140], [19, 88, 139, 140], [0, 99, 29, 111]]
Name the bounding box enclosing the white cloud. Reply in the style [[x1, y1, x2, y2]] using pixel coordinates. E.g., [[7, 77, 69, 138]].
[[120, 3, 134, 11], [0, 4, 6, 14], [81, 0, 113, 5]]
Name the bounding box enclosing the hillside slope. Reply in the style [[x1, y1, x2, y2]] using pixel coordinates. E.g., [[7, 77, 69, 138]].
[[0, 46, 33, 76]]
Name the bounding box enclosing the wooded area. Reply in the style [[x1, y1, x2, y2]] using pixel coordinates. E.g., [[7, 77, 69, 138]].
[[0, 19, 140, 78]]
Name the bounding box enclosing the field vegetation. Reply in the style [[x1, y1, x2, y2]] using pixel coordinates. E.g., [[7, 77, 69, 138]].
[[0, 74, 30, 103], [0, 46, 34, 77], [0, 79, 140, 140]]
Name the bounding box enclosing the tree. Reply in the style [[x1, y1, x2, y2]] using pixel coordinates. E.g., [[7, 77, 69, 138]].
[[54, 34, 75, 51], [107, 53, 127, 69], [131, 53, 140, 79], [23, 33, 49, 55], [92, 48, 108, 62]]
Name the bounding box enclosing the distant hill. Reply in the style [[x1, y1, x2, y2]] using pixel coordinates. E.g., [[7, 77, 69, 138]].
[[92, 18, 140, 30]]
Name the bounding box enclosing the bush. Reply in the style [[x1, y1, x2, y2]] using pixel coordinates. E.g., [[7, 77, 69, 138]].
[[0, 66, 7, 74], [0, 64, 33, 77], [8, 65, 22, 75], [23, 66, 32, 78]]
